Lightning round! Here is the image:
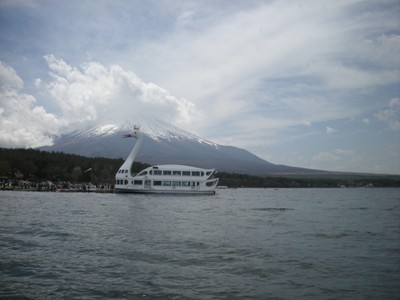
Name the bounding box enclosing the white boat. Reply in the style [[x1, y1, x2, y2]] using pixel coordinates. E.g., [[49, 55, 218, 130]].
[[114, 126, 219, 194]]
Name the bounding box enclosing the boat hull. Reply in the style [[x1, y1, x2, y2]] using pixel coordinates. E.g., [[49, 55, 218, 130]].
[[114, 187, 216, 195]]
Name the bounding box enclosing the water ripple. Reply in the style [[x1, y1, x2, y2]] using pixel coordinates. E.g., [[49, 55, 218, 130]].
[[1, 188, 399, 299]]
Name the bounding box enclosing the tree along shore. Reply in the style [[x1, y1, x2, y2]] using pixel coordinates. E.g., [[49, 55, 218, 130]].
[[1, 148, 399, 189]]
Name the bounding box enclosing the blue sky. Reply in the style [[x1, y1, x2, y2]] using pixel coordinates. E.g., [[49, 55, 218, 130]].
[[0, 0, 399, 174]]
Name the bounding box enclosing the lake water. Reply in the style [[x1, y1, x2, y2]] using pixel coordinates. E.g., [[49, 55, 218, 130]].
[[0, 188, 399, 299]]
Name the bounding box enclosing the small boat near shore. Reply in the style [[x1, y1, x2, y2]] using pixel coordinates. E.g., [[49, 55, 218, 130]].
[[115, 126, 219, 195]]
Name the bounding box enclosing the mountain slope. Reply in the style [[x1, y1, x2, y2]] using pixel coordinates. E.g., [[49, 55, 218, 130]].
[[39, 121, 320, 175]]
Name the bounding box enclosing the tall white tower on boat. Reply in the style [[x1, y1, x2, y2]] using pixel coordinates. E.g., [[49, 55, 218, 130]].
[[116, 125, 143, 177]]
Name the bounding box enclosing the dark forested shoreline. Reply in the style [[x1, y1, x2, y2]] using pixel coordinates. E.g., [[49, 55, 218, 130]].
[[0, 148, 147, 185], [1, 148, 399, 188], [217, 172, 400, 188]]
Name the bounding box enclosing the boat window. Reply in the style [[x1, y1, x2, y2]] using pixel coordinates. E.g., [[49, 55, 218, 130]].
[[163, 181, 171, 186], [182, 181, 190, 187], [153, 181, 162, 186], [201, 172, 204, 176], [172, 181, 181, 186], [137, 170, 148, 176], [154, 170, 162, 175], [134, 180, 143, 185], [173, 171, 181, 176], [182, 171, 190, 176], [206, 171, 212, 176], [149, 170, 153, 175], [163, 170, 172, 176], [206, 180, 217, 187], [192, 171, 200, 176], [124, 180, 128, 185]]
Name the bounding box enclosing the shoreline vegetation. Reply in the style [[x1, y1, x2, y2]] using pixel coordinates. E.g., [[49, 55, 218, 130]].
[[1, 148, 400, 192]]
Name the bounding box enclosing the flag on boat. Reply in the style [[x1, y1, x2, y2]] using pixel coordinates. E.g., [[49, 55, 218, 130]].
[[123, 134, 133, 138]]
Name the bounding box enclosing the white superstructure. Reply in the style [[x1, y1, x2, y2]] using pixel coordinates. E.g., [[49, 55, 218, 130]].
[[115, 126, 219, 194]]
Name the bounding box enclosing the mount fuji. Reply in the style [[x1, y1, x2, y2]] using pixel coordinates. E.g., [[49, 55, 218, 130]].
[[39, 119, 319, 175]]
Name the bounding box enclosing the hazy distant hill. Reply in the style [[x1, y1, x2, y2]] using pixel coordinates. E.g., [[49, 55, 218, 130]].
[[39, 119, 323, 175]]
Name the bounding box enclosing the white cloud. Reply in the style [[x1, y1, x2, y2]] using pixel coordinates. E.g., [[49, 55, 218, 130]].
[[310, 62, 399, 90], [0, 61, 23, 91], [124, 0, 399, 144], [176, 10, 195, 29], [136, 2, 332, 98], [0, 56, 197, 147], [42, 55, 197, 131], [0, 63, 61, 148], [326, 126, 337, 135], [375, 97, 400, 130]]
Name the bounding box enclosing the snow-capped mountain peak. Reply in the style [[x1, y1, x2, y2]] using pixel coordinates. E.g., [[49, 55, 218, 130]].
[[79, 118, 218, 149], [93, 124, 120, 136], [140, 119, 218, 149]]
